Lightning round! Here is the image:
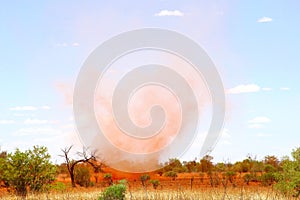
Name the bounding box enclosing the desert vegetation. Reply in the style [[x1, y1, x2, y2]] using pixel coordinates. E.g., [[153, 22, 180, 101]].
[[0, 146, 299, 199]]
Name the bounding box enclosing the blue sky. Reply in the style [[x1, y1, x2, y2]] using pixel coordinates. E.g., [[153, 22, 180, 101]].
[[0, 1, 299, 164]]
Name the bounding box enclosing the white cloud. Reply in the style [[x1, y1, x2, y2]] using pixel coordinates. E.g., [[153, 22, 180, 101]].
[[14, 127, 60, 136], [227, 84, 260, 94], [72, 42, 80, 47], [248, 116, 271, 124], [10, 106, 51, 112], [24, 118, 49, 125], [40, 106, 51, 110], [10, 106, 38, 111], [0, 120, 15, 124], [55, 42, 68, 47], [154, 10, 184, 17], [262, 87, 272, 91], [248, 117, 271, 129], [257, 17, 273, 23], [280, 87, 290, 91]]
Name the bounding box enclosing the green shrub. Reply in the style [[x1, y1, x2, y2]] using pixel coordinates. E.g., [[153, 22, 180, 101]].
[[149, 179, 160, 189], [224, 171, 236, 183], [0, 146, 56, 196], [51, 182, 66, 192], [164, 171, 177, 180], [140, 174, 150, 187], [243, 174, 252, 185], [260, 172, 275, 186], [103, 173, 113, 186], [75, 166, 91, 187], [98, 180, 126, 200]]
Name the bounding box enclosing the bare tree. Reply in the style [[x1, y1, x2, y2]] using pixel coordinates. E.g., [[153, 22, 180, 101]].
[[60, 145, 102, 187]]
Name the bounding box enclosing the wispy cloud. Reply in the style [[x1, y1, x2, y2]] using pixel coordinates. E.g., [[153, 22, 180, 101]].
[[72, 42, 80, 47], [248, 116, 271, 129], [154, 10, 184, 17], [280, 87, 290, 91], [248, 116, 271, 124], [0, 120, 15, 124], [14, 127, 60, 136], [10, 106, 38, 111], [10, 106, 51, 111], [227, 84, 260, 94], [24, 118, 49, 125], [257, 17, 273, 23], [262, 87, 272, 91], [41, 106, 51, 110]]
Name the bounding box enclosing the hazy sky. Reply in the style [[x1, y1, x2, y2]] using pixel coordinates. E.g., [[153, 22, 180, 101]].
[[0, 1, 299, 164]]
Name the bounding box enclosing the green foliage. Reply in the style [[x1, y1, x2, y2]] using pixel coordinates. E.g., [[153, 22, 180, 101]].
[[98, 180, 126, 200], [274, 148, 300, 197], [149, 179, 160, 189], [164, 171, 177, 180], [264, 164, 276, 173], [103, 173, 113, 186], [243, 174, 253, 185], [183, 160, 200, 172], [0, 146, 56, 196], [223, 171, 236, 183], [140, 174, 150, 187], [260, 172, 275, 186], [199, 155, 214, 172], [51, 182, 66, 192], [75, 166, 91, 187], [163, 158, 186, 173]]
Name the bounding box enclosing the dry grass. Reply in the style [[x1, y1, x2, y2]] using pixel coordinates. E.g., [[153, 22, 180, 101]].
[[0, 187, 292, 200]]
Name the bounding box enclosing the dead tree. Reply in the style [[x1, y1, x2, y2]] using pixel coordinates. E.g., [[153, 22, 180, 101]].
[[60, 145, 102, 187]]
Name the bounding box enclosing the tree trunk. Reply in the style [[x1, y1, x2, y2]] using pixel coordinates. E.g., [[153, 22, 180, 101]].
[[71, 173, 76, 187]]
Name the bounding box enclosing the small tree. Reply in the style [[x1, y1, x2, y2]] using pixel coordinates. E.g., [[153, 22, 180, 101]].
[[164, 171, 177, 180], [149, 180, 160, 189], [274, 147, 300, 197], [103, 173, 113, 186], [60, 145, 102, 187], [0, 146, 56, 196], [140, 174, 150, 187]]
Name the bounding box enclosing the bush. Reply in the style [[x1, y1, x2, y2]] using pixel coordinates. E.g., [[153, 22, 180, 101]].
[[164, 171, 178, 180], [0, 146, 56, 196], [243, 174, 252, 185], [140, 174, 150, 187], [274, 158, 300, 197], [99, 180, 126, 200], [103, 173, 113, 186], [51, 182, 66, 192], [75, 166, 91, 187], [260, 172, 275, 186], [149, 179, 160, 189], [224, 171, 236, 183]]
